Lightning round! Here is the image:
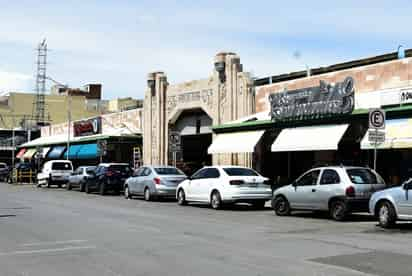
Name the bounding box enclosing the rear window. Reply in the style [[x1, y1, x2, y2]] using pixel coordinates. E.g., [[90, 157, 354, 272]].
[[223, 168, 259, 176], [109, 165, 131, 173], [52, 162, 72, 170], [346, 168, 384, 184], [154, 167, 184, 175]]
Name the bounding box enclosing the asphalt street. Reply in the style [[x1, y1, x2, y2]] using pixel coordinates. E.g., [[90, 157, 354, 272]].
[[1, 183, 412, 276]]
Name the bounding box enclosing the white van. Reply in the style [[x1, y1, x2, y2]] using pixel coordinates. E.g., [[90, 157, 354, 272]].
[[37, 160, 73, 188]]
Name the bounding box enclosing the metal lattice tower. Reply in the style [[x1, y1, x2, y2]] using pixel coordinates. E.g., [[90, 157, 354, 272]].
[[33, 39, 47, 127]]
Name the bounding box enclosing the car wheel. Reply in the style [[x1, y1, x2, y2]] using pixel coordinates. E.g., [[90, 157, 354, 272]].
[[272, 196, 291, 216], [144, 187, 152, 201], [211, 191, 223, 210], [124, 186, 131, 199], [99, 182, 106, 195], [378, 201, 396, 228], [330, 200, 347, 221], [66, 183, 72, 190], [177, 189, 187, 206], [252, 200, 266, 209]]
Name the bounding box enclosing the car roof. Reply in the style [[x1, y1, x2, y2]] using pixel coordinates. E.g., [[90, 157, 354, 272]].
[[201, 165, 253, 169], [98, 163, 129, 166], [310, 166, 372, 170]]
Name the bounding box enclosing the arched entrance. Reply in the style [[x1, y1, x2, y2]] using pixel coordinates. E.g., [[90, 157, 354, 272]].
[[169, 108, 212, 175]]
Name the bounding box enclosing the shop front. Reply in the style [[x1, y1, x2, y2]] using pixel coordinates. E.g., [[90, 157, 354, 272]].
[[18, 109, 143, 169], [210, 74, 412, 187]]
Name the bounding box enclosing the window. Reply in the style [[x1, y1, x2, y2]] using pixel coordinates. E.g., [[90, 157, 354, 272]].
[[109, 165, 131, 174], [223, 167, 259, 176], [203, 168, 220, 179], [52, 162, 72, 171], [295, 170, 320, 186], [191, 169, 207, 180], [154, 167, 184, 175], [86, 166, 96, 174], [0, 164, 6, 169], [143, 168, 152, 176], [320, 169, 340, 185], [74, 167, 82, 175], [133, 168, 144, 177], [346, 168, 384, 184]]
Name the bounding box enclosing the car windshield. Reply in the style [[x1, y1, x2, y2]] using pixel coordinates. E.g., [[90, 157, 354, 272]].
[[223, 168, 259, 176], [109, 165, 131, 173], [52, 162, 72, 170], [346, 168, 384, 184], [154, 167, 184, 175]]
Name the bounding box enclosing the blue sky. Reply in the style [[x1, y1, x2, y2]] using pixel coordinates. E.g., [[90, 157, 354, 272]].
[[0, 0, 411, 99]]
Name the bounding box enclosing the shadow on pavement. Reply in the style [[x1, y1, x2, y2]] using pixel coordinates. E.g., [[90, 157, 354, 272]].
[[290, 211, 376, 222]]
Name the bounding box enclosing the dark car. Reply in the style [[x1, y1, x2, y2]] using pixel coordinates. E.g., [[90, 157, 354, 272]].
[[85, 163, 132, 195], [0, 163, 10, 181]]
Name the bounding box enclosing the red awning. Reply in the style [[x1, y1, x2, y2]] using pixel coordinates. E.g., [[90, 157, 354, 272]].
[[16, 148, 26, 159]]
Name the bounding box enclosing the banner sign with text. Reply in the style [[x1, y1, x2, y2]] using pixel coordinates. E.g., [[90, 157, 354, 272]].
[[269, 77, 355, 122]]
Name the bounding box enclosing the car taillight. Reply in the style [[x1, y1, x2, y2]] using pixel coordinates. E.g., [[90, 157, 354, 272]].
[[230, 180, 245, 185], [106, 171, 114, 177], [153, 177, 161, 185], [346, 186, 355, 197]]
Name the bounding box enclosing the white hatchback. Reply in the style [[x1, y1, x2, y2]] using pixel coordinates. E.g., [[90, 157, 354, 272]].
[[176, 166, 272, 209]]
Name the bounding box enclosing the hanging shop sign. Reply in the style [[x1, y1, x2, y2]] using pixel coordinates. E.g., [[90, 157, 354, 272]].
[[73, 117, 102, 137], [269, 77, 355, 122]]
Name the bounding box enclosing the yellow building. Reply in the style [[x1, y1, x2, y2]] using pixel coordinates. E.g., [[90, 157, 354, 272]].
[[0, 92, 101, 129]]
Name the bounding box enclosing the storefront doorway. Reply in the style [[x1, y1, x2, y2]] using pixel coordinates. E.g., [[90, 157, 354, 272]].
[[169, 109, 213, 175]]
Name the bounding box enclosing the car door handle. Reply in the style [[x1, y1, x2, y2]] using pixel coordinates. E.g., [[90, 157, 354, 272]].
[[312, 189, 316, 192]]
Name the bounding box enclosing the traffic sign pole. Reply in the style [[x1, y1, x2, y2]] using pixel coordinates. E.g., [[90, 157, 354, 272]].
[[368, 109, 385, 171]]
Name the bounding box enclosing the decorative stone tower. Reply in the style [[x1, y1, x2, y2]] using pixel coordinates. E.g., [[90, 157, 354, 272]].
[[143, 52, 255, 167]]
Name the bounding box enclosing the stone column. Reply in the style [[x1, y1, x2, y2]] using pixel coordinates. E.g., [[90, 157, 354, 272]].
[[143, 72, 168, 165]]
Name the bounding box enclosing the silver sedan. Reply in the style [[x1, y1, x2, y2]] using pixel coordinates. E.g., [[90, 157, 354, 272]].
[[124, 165, 187, 201], [369, 178, 412, 228]]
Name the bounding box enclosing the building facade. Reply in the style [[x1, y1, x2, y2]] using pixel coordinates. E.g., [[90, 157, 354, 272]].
[[142, 52, 255, 173]]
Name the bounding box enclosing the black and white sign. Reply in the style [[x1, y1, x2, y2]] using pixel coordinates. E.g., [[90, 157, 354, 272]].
[[369, 109, 386, 129], [169, 131, 181, 152], [368, 130, 385, 144], [400, 89, 412, 104], [269, 77, 355, 122]]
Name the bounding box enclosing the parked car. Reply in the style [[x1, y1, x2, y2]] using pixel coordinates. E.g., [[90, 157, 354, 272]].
[[66, 166, 96, 191], [37, 160, 73, 188], [0, 162, 10, 181], [369, 178, 412, 228], [272, 166, 387, 221], [85, 163, 132, 195], [176, 166, 272, 209], [124, 165, 187, 201]]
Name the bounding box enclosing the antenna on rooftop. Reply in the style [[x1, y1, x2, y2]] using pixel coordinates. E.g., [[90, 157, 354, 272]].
[[32, 38, 48, 128]]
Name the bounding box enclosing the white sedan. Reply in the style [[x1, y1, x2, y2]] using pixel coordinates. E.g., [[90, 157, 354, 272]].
[[176, 166, 272, 209]]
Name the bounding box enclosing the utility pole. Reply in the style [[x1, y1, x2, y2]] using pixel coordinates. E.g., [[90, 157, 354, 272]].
[[66, 95, 71, 160]]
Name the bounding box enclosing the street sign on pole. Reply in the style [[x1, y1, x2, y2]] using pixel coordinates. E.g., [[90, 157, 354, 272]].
[[169, 131, 181, 167], [368, 109, 386, 171], [369, 108, 386, 129]]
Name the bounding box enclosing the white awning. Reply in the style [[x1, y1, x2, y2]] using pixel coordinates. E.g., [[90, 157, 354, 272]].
[[271, 124, 349, 152], [208, 130, 265, 154]]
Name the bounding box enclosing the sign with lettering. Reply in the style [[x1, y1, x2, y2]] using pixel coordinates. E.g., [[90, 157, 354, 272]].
[[400, 88, 412, 104], [269, 77, 355, 122], [369, 109, 386, 129], [169, 131, 181, 152], [73, 117, 102, 137]]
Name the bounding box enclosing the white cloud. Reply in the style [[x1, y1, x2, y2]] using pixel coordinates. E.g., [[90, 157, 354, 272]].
[[0, 70, 33, 93]]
